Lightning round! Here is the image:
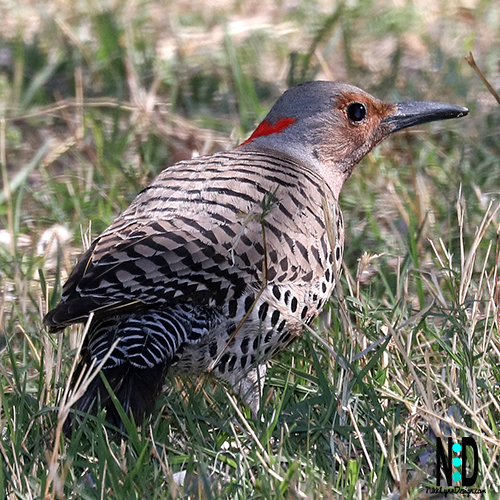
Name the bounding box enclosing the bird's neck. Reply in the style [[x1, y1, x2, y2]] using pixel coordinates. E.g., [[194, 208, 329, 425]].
[[237, 141, 351, 200]]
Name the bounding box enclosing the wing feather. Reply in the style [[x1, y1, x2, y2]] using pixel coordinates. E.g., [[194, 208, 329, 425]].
[[44, 150, 336, 331]]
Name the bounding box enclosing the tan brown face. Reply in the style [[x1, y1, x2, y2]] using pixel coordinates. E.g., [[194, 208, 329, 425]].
[[322, 91, 398, 157], [313, 90, 396, 169], [326, 89, 468, 159], [337, 91, 396, 130]]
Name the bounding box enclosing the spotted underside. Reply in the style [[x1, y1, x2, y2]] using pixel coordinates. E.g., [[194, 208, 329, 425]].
[[45, 148, 344, 421]]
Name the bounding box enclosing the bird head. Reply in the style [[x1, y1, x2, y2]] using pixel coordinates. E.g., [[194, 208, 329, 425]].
[[239, 81, 468, 198]]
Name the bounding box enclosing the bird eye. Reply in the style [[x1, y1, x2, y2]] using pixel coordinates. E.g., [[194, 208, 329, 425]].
[[347, 102, 367, 123]]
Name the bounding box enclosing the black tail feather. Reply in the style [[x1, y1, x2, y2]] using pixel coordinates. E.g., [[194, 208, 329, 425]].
[[63, 359, 169, 435], [59, 306, 210, 435]]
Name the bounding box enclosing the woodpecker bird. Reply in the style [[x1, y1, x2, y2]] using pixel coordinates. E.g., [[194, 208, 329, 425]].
[[44, 81, 468, 430]]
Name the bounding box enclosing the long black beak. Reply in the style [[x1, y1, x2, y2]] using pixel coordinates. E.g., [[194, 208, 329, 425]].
[[384, 101, 469, 133]]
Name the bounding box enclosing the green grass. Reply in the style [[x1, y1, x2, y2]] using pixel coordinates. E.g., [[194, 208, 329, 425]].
[[0, 1, 499, 498]]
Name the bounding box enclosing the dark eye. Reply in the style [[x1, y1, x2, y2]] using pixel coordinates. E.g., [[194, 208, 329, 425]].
[[347, 102, 367, 123]]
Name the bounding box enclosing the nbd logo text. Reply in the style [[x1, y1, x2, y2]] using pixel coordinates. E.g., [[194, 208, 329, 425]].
[[436, 436, 478, 487]]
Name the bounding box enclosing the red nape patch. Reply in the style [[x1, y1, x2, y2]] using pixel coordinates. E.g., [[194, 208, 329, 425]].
[[239, 117, 296, 146]]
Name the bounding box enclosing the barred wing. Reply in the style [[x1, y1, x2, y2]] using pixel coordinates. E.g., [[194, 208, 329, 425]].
[[44, 150, 335, 330]]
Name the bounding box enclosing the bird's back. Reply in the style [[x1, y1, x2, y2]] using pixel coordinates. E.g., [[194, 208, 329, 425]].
[[46, 148, 342, 330]]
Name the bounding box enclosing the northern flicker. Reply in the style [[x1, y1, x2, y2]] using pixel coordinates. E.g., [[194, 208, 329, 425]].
[[44, 81, 468, 430]]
